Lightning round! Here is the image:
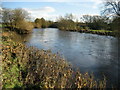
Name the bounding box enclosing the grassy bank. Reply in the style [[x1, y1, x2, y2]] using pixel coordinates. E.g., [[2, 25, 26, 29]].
[[1, 31, 106, 89], [80, 29, 114, 36], [59, 27, 114, 36]]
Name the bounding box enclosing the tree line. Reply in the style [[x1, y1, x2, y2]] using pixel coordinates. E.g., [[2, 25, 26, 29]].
[[33, 0, 120, 36], [2, 0, 120, 36]]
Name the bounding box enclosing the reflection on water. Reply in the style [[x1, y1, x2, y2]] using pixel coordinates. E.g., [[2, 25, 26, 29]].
[[22, 28, 119, 88]]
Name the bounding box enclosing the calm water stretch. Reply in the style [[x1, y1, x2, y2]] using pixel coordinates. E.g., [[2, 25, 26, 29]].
[[21, 28, 119, 88]]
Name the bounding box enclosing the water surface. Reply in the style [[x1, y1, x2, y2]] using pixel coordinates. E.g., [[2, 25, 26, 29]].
[[23, 28, 119, 88]]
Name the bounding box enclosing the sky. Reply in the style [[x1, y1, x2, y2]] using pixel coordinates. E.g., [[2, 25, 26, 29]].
[[2, 0, 103, 21]]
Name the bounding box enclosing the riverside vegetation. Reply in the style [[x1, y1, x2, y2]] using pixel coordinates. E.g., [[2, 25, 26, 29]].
[[1, 0, 120, 88], [2, 8, 34, 34], [33, 14, 120, 37], [2, 8, 120, 36], [2, 30, 106, 89]]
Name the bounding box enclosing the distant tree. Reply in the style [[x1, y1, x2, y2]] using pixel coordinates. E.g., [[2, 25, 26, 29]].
[[56, 14, 78, 30], [82, 15, 109, 30], [34, 18, 42, 28], [82, 15, 92, 23], [35, 18, 41, 24], [40, 18, 46, 28], [65, 13, 74, 20], [34, 18, 53, 28], [102, 0, 120, 17]]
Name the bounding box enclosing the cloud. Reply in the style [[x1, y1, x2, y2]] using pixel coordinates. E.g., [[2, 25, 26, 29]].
[[2, 0, 102, 21], [90, 0, 103, 9], [0, 7, 2, 10], [25, 7, 55, 13], [90, 0, 102, 3], [24, 5, 100, 21], [24, 7, 58, 21]]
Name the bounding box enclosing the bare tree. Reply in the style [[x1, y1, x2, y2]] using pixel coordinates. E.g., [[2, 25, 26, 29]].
[[81, 15, 93, 23], [81, 15, 109, 30], [13, 8, 30, 28], [65, 13, 74, 20], [103, 0, 120, 17], [2, 8, 14, 27]]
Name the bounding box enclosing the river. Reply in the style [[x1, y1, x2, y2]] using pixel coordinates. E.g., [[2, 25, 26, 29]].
[[21, 28, 119, 88]]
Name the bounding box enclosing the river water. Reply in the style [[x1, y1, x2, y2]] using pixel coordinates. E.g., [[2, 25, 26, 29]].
[[22, 28, 119, 88]]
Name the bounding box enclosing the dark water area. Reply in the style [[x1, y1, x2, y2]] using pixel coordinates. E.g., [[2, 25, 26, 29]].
[[20, 28, 119, 88]]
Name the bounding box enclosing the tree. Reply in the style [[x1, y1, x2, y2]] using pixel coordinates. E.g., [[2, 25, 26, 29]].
[[110, 16, 120, 36], [56, 14, 78, 30], [65, 13, 74, 20], [34, 18, 52, 28], [102, 0, 120, 36], [13, 8, 30, 28], [34, 18, 42, 28], [2, 8, 33, 33], [103, 0, 120, 17], [2, 8, 14, 28], [81, 15, 92, 23], [82, 15, 109, 30], [40, 18, 46, 28]]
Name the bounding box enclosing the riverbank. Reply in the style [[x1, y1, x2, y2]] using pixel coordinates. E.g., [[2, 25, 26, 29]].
[[60, 28, 115, 36], [3, 26, 33, 34], [1, 30, 106, 88]]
